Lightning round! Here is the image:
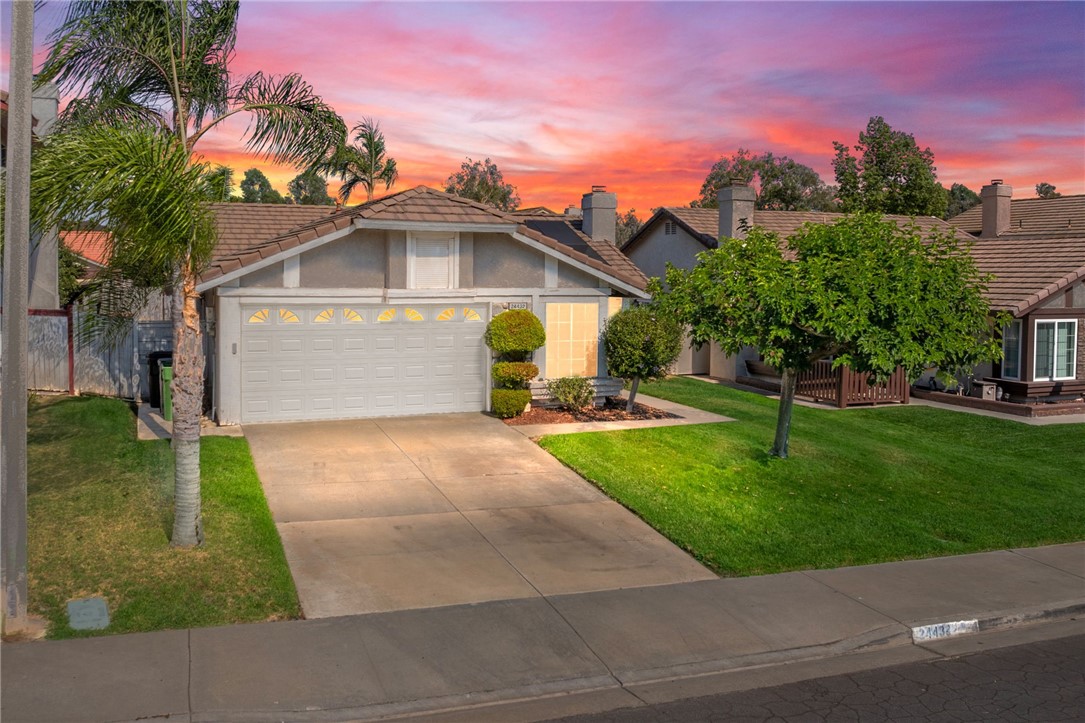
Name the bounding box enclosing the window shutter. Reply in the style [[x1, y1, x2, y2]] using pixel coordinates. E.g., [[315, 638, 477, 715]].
[[413, 237, 452, 288]]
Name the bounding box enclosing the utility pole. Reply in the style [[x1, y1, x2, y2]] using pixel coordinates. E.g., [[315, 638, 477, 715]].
[[2, 0, 35, 636]]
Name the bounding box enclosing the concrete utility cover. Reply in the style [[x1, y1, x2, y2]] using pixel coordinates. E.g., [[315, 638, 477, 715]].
[[67, 597, 109, 630]]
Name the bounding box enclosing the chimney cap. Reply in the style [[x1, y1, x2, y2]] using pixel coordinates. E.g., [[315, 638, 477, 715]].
[[990, 179, 1003, 186], [591, 185, 607, 193], [728, 177, 749, 187]]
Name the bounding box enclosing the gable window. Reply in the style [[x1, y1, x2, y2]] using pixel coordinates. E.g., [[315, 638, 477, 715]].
[[1033, 319, 1077, 381], [1001, 320, 1021, 380], [408, 232, 458, 289], [664, 221, 676, 235]]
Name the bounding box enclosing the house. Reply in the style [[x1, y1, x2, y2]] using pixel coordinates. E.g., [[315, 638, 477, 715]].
[[196, 186, 647, 425], [943, 182, 1085, 405], [621, 183, 968, 385]]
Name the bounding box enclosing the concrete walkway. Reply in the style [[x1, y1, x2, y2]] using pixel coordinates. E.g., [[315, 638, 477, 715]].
[[243, 414, 714, 618], [3, 543, 1081, 722]]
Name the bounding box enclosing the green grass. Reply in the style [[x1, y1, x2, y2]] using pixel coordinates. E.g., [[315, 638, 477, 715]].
[[27, 396, 299, 639], [539, 377, 1085, 576]]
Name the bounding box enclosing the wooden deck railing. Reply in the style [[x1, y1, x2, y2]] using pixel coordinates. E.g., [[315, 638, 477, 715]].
[[795, 361, 910, 408]]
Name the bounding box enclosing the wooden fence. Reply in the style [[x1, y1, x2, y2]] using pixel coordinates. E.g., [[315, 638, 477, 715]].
[[796, 360, 910, 408], [3, 308, 174, 400]]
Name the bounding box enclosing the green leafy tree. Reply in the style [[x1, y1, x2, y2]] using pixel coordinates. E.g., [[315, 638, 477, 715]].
[[240, 167, 285, 204], [602, 304, 683, 411], [945, 182, 980, 219], [58, 238, 87, 305], [313, 117, 398, 204], [1035, 182, 1062, 199], [34, 0, 345, 546], [445, 157, 520, 211], [287, 168, 334, 205], [832, 116, 948, 217], [616, 208, 642, 246], [205, 165, 234, 202], [654, 214, 1002, 458], [693, 149, 836, 211]]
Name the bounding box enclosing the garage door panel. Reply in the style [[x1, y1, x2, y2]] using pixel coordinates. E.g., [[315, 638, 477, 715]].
[[240, 304, 489, 422], [312, 337, 335, 353]]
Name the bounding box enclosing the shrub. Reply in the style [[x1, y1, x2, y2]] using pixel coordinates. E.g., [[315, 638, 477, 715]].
[[602, 304, 684, 410], [546, 376, 595, 411], [492, 361, 539, 389], [491, 389, 532, 419], [485, 309, 545, 361]]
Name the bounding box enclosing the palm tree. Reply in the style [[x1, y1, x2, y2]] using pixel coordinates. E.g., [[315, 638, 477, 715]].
[[33, 0, 345, 547], [315, 117, 398, 204]]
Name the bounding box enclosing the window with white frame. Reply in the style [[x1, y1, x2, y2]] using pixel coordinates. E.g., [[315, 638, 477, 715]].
[[1033, 319, 1077, 381], [408, 232, 458, 289], [1001, 320, 1022, 380]]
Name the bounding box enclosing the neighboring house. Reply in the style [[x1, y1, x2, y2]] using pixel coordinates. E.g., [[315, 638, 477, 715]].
[[622, 184, 969, 381], [945, 182, 1085, 404], [196, 186, 646, 424]]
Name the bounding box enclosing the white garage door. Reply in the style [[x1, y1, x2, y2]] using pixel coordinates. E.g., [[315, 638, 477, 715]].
[[240, 303, 489, 423]]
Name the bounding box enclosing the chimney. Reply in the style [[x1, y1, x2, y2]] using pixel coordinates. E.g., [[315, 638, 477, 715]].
[[581, 185, 617, 243], [980, 179, 1012, 238], [717, 178, 756, 240]]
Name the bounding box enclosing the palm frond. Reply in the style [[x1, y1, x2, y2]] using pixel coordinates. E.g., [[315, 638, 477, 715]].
[[31, 125, 219, 277], [39, 1, 239, 136], [232, 72, 346, 166]]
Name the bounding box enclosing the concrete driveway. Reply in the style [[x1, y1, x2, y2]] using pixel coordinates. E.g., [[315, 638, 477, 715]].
[[244, 413, 715, 618]]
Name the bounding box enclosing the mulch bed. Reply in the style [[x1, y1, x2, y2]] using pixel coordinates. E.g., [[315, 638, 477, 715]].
[[503, 397, 680, 426]]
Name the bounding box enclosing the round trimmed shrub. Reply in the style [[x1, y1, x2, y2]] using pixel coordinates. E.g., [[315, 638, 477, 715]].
[[546, 376, 595, 411], [492, 361, 539, 389], [485, 309, 545, 361], [603, 305, 683, 382], [491, 389, 532, 419]]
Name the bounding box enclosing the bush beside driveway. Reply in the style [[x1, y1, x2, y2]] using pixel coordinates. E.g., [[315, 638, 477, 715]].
[[539, 377, 1085, 577]]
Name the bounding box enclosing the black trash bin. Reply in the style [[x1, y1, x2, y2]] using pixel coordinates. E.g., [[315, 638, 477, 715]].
[[148, 351, 173, 409]]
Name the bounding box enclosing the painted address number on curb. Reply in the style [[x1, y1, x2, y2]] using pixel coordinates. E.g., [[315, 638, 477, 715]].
[[912, 619, 979, 641]]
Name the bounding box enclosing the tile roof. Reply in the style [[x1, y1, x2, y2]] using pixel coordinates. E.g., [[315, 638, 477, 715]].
[[209, 203, 340, 262], [948, 194, 1085, 239], [624, 205, 1080, 315], [61, 230, 111, 266], [200, 186, 646, 291], [625, 207, 974, 251], [968, 237, 1085, 316]]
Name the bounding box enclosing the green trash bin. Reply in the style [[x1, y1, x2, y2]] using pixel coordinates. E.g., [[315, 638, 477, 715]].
[[160, 359, 174, 422]]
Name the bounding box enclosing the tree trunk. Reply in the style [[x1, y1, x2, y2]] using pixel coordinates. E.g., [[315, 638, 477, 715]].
[[170, 267, 204, 547], [626, 377, 640, 413], [771, 367, 798, 459]]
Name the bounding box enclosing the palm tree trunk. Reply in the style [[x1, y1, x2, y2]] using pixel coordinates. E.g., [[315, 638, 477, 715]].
[[771, 367, 798, 459], [170, 266, 204, 547]]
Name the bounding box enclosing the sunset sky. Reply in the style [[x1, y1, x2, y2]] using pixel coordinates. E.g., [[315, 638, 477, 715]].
[[4, 1, 1084, 213]]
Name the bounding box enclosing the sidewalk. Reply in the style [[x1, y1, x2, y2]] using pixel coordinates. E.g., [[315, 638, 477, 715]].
[[3, 542, 1082, 723]]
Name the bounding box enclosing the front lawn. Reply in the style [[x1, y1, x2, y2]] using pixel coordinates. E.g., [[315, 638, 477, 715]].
[[539, 378, 1084, 576], [28, 396, 299, 639]]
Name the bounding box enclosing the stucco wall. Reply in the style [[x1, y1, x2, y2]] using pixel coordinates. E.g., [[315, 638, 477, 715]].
[[558, 262, 599, 289], [386, 230, 407, 289], [473, 232, 545, 287], [240, 261, 284, 288], [625, 221, 706, 282], [298, 229, 386, 288]]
